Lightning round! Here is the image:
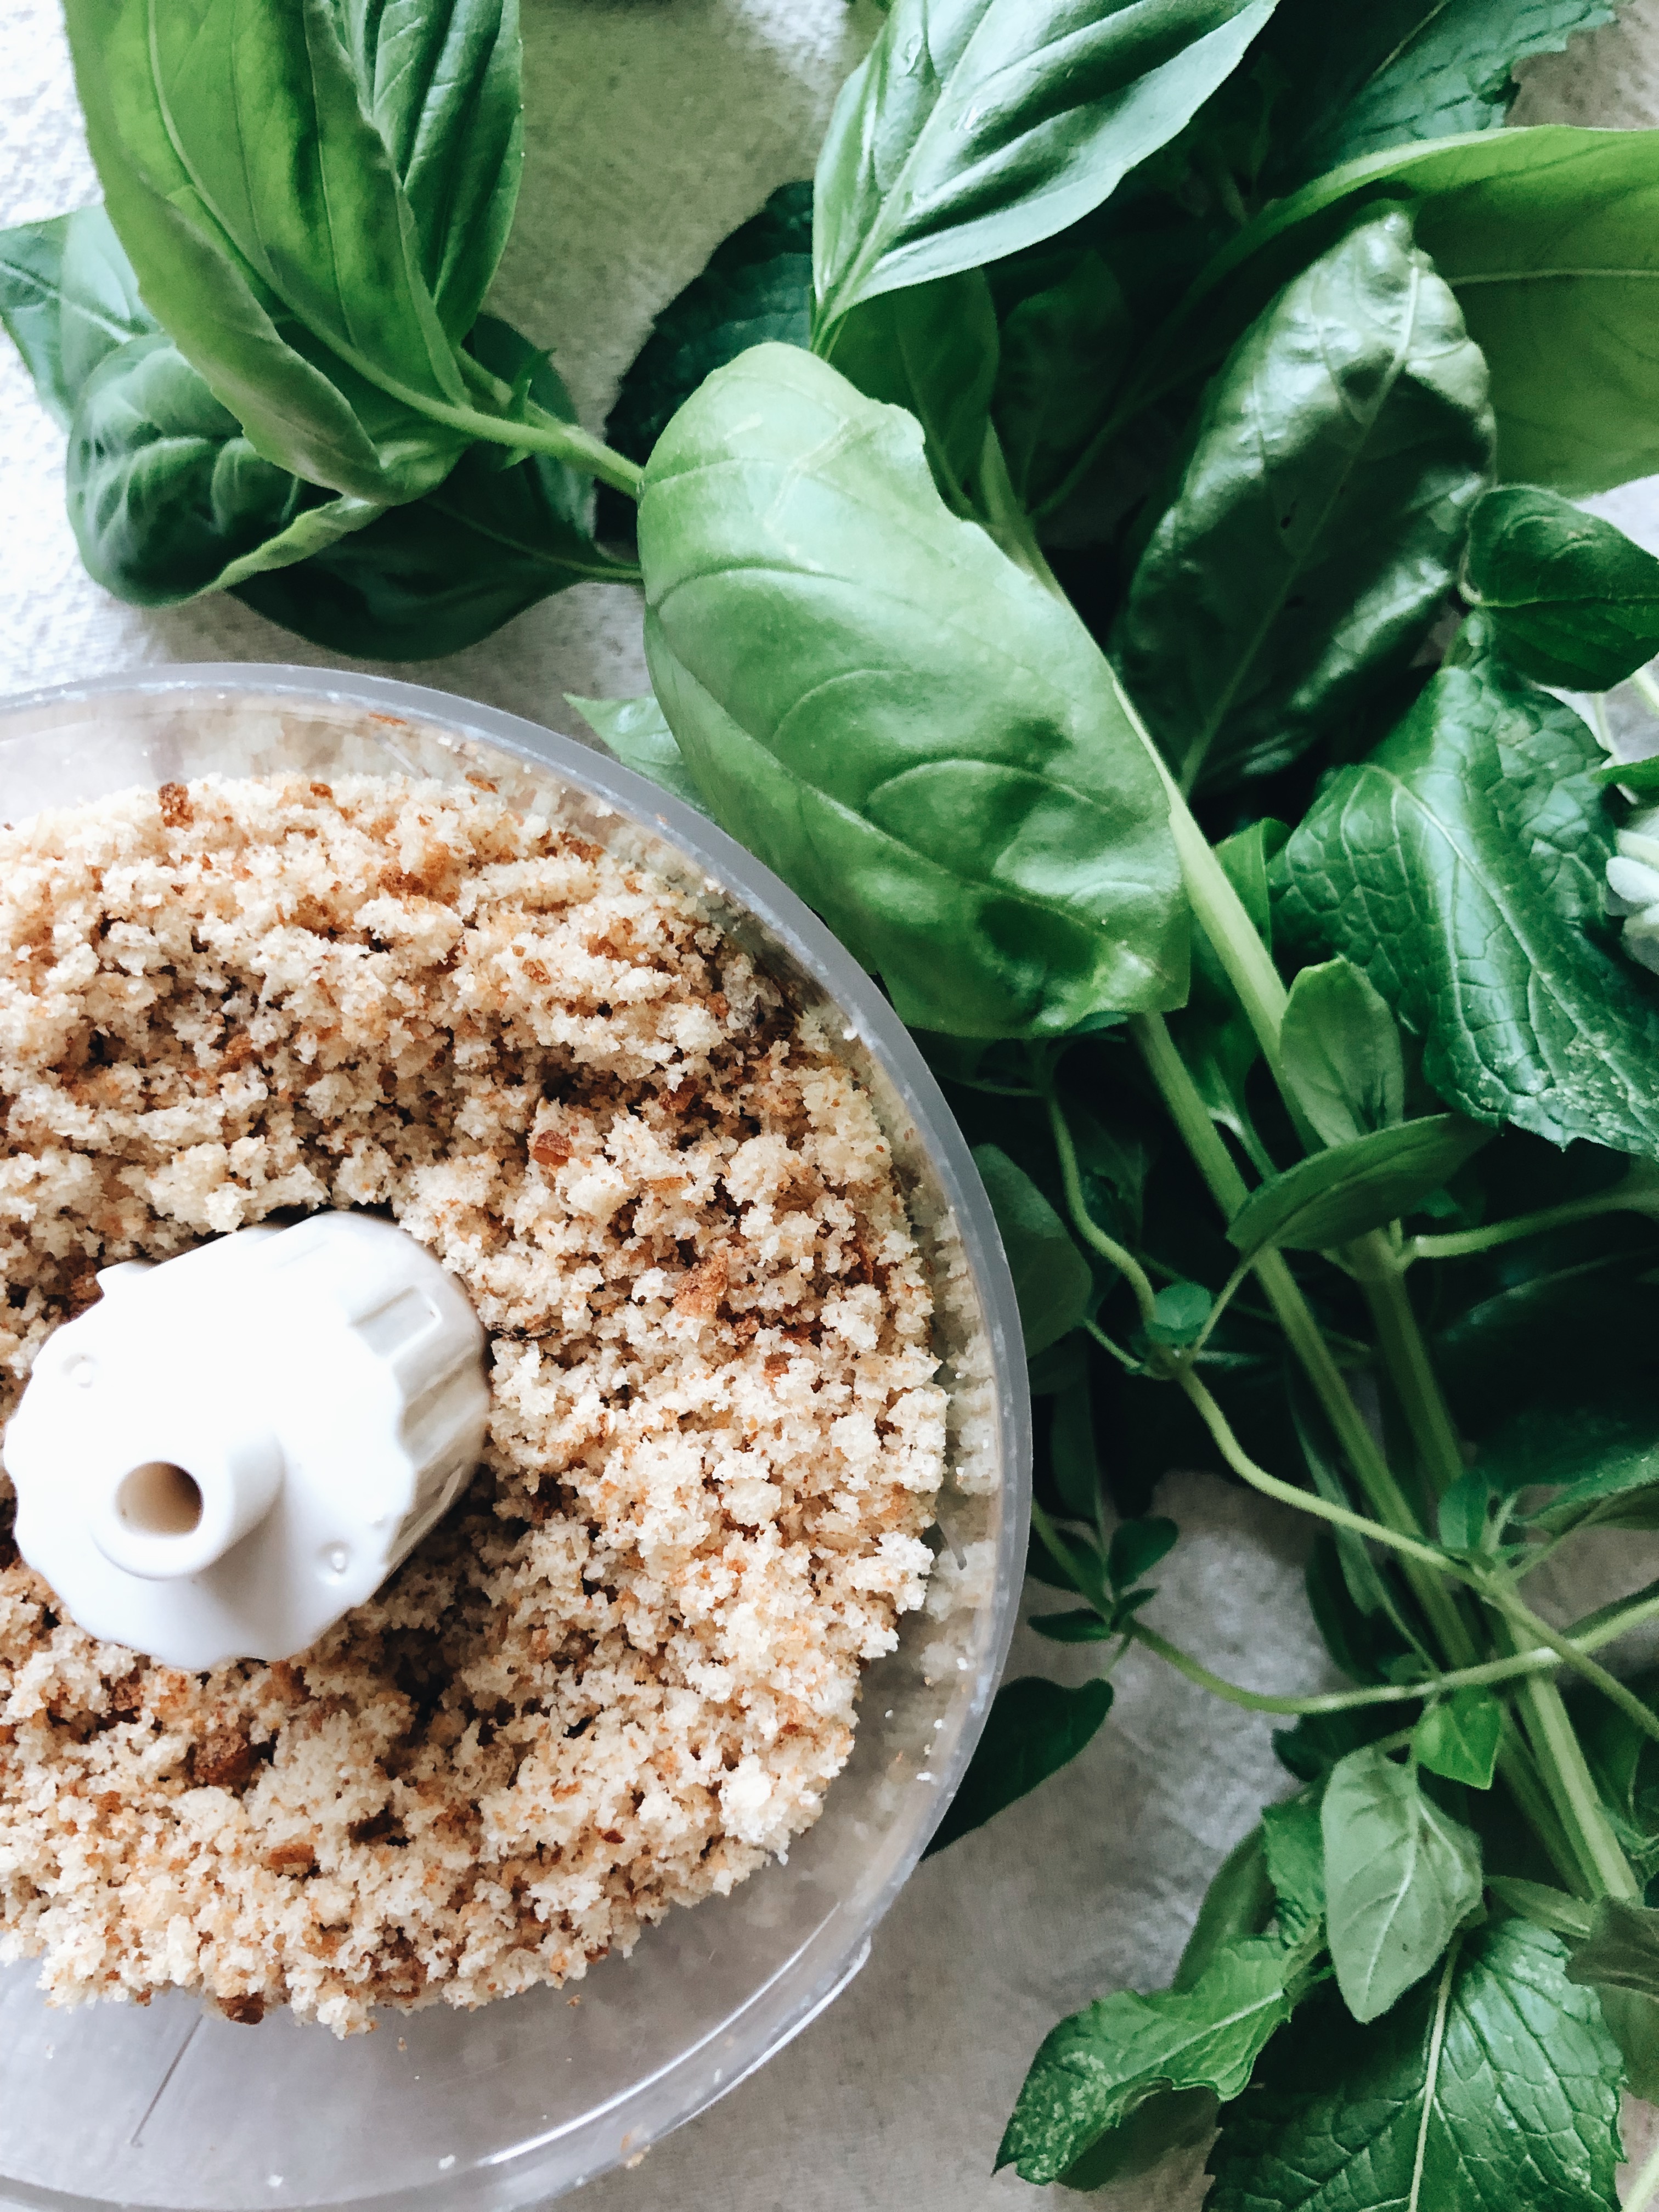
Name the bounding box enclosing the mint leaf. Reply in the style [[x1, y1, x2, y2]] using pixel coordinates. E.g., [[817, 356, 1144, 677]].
[[1322, 1743, 1483, 2023], [998, 1936, 1301, 2185], [1275, 650, 1659, 1159], [924, 1677, 1111, 1858], [1207, 1921, 1624, 2212]]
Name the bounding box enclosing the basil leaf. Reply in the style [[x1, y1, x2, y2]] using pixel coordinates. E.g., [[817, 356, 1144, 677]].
[[924, 1675, 1113, 1857], [812, 0, 1278, 334], [1048, 1373, 1101, 1518], [1207, 1922, 1624, 2212], [1030, 1609, 1115, 1644], [997, 1934, 1302, 2184], [66, 332, 379, 606], [1166, 126, 1659, 495], [1413, 1688, 1503, 1791], [0, 203, 154, 428], [1261, 1793, 1327, 1940], [1173, 1827, 1277, 1990], [991, 249, 1130, 511], [1114, 210, 1493, 795], [235, 319, 630, 655], [636, 343, 1189, 1038], [1280, 958, 1406, 1149], [972, 1144, 1092, 1356], [1567, 1897, 1659, 2000], [1275, 650, 1659, 1158], [606, 182, 813, 471], [1463, 484, 1659, 690], [1488, 1391, 1659, 1536], [1488, 1877, 1594, 1943], [1107, 1516, 1178, 1591], [1227, 1116, 1493, 1261], [820, 270, 1000, 512], [566, 696, 709, 816], [1322, 1742, 1483, 2023], [1261, 0, 1615, 189]]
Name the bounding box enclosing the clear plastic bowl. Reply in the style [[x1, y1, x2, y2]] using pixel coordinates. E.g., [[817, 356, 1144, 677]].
[[0, 668, 1029, 2212]]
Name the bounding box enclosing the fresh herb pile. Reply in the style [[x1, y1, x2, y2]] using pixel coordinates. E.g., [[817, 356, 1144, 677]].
[[12, 0, 1659, 2202]]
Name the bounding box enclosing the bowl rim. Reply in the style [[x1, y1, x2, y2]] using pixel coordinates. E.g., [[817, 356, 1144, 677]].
[[0, 662, 1032, 2212]]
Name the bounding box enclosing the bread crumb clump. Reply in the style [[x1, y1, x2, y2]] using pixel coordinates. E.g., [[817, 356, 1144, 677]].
[[0, 774, 945, 2034]]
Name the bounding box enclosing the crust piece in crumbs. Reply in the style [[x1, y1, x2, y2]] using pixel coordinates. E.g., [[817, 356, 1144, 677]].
[[0, 774, 946, 2034]]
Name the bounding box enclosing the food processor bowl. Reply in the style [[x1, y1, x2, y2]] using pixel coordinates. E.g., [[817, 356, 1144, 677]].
[[0, 668, 1030, 2212]]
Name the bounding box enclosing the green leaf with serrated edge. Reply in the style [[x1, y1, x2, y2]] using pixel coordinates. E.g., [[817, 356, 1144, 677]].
[[1227, 1117, 1493, 1261], [66, 332, 380, 607], [566, 697, 709, 818], [1322, 1742, 1483, 2022], [1274, 648, 1659, 1158], [924, 1677, 1112, 1858], [0, 204, 155, 428], [811, 0, 1277, 334], [1173, 1827, 1276, 1991], [1114, 208, 1493, 795], [1463, 484, 1659, 690], [973, 1146, 1093, 1356], [1281, 958, 1406, 1149], [1567, 1897, 1659, 1999], [820, 269, 999, 512], [1262, 1793, 1327, 1939], [1031, 1609, 1115, 1644], [1107, 1516, 1178, 1593], [637, 343, 1188, 1039], [1414, 1688, 1503, 1790], [997, 1934, 1304, 2185], [1049, 1376, 1100, 1519], [1259, 0, 1615, 190], [606, 183, 812, 470], [1148, 126, 1659, 498], [1206, 1922, 1623, 2212]]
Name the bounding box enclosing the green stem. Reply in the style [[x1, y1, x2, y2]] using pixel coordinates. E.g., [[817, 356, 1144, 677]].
[[1404, 1165, 1659, 1262], [1355, 1252, 1466, 1501], [1486, 1582, 1659, 1752], [1132, 1623, 1558, 1717], [447, 400, 645, 497], [1511, 1664, 1639, 1900], [1045, 1091, 1159, 1328], [1570, 1576, 1659, 1652], [976, 424, 1068, 596]]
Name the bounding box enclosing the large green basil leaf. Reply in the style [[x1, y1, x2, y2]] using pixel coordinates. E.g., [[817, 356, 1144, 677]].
[[1257, 0, 1615, 191], [1114, 210, 1493, 794], [1274, 652, 1659, 1156], [1206, 1922, 1624, 2212], [0, 204, 155, 428], [1155, 126, 1659, 495], [235, 317, 631, 655], [998, 1934, 1305, 2185], [924, 1675, 1113, 1858], [1321, 1743, 1482, 2023], [64, 0, 489, 499], [67, 332, 378, 606], [607, 184, 813, 472], [1463, 484, 1659, 690], [1227, 1116, 1493, 1261], [811, 0, 1277, 335], [636, 342, 1189, 1038]]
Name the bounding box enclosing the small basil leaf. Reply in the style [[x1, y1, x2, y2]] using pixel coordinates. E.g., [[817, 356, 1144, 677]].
[[924, 1676, 1113, 1857], [1107, 1516, 1178, 1593], [972, 1145, 1093, 1357], [1321, 1742, 1483, 2023], [820, 269, 999, 513], [637, 343, 1190, 1039], [1172, 1826, 1277, 1991], [1207, 1923, 1623, 2212], [566, 697, 709, 818], [1227, 1116, 1493, 1260], [1146, 1282, 1212, 1347], [0, 202, 155, 428], [606, 182, 812, 472], [1261, 1793, 1327, 1940], [1463, 483, 1659, 691], [1566, 1897, 1659, 2000], [812, 0, 1277, 334], [1274, 648, 1659, 1158], [1030, 1609, 1115, 1645], [1280, 957, 1406, 1149], [997, 1934, 1303, 2185], [1113, 208, 1493, 795], [1413, 1688, 1503, 1791]]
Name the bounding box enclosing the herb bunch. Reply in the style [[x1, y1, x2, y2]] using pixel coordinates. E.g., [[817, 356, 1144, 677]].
[[10, 0, 1659, 2203]]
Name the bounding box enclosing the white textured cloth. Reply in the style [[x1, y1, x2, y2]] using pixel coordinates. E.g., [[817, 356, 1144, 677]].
[[3, 5, 1659, 2206]]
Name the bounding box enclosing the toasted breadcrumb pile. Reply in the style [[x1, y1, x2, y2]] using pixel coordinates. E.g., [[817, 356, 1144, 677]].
[[0, 772, 945, 2034]]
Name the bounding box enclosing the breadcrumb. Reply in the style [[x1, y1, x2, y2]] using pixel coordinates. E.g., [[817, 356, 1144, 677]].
[[0, 774, 945, 2034]]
